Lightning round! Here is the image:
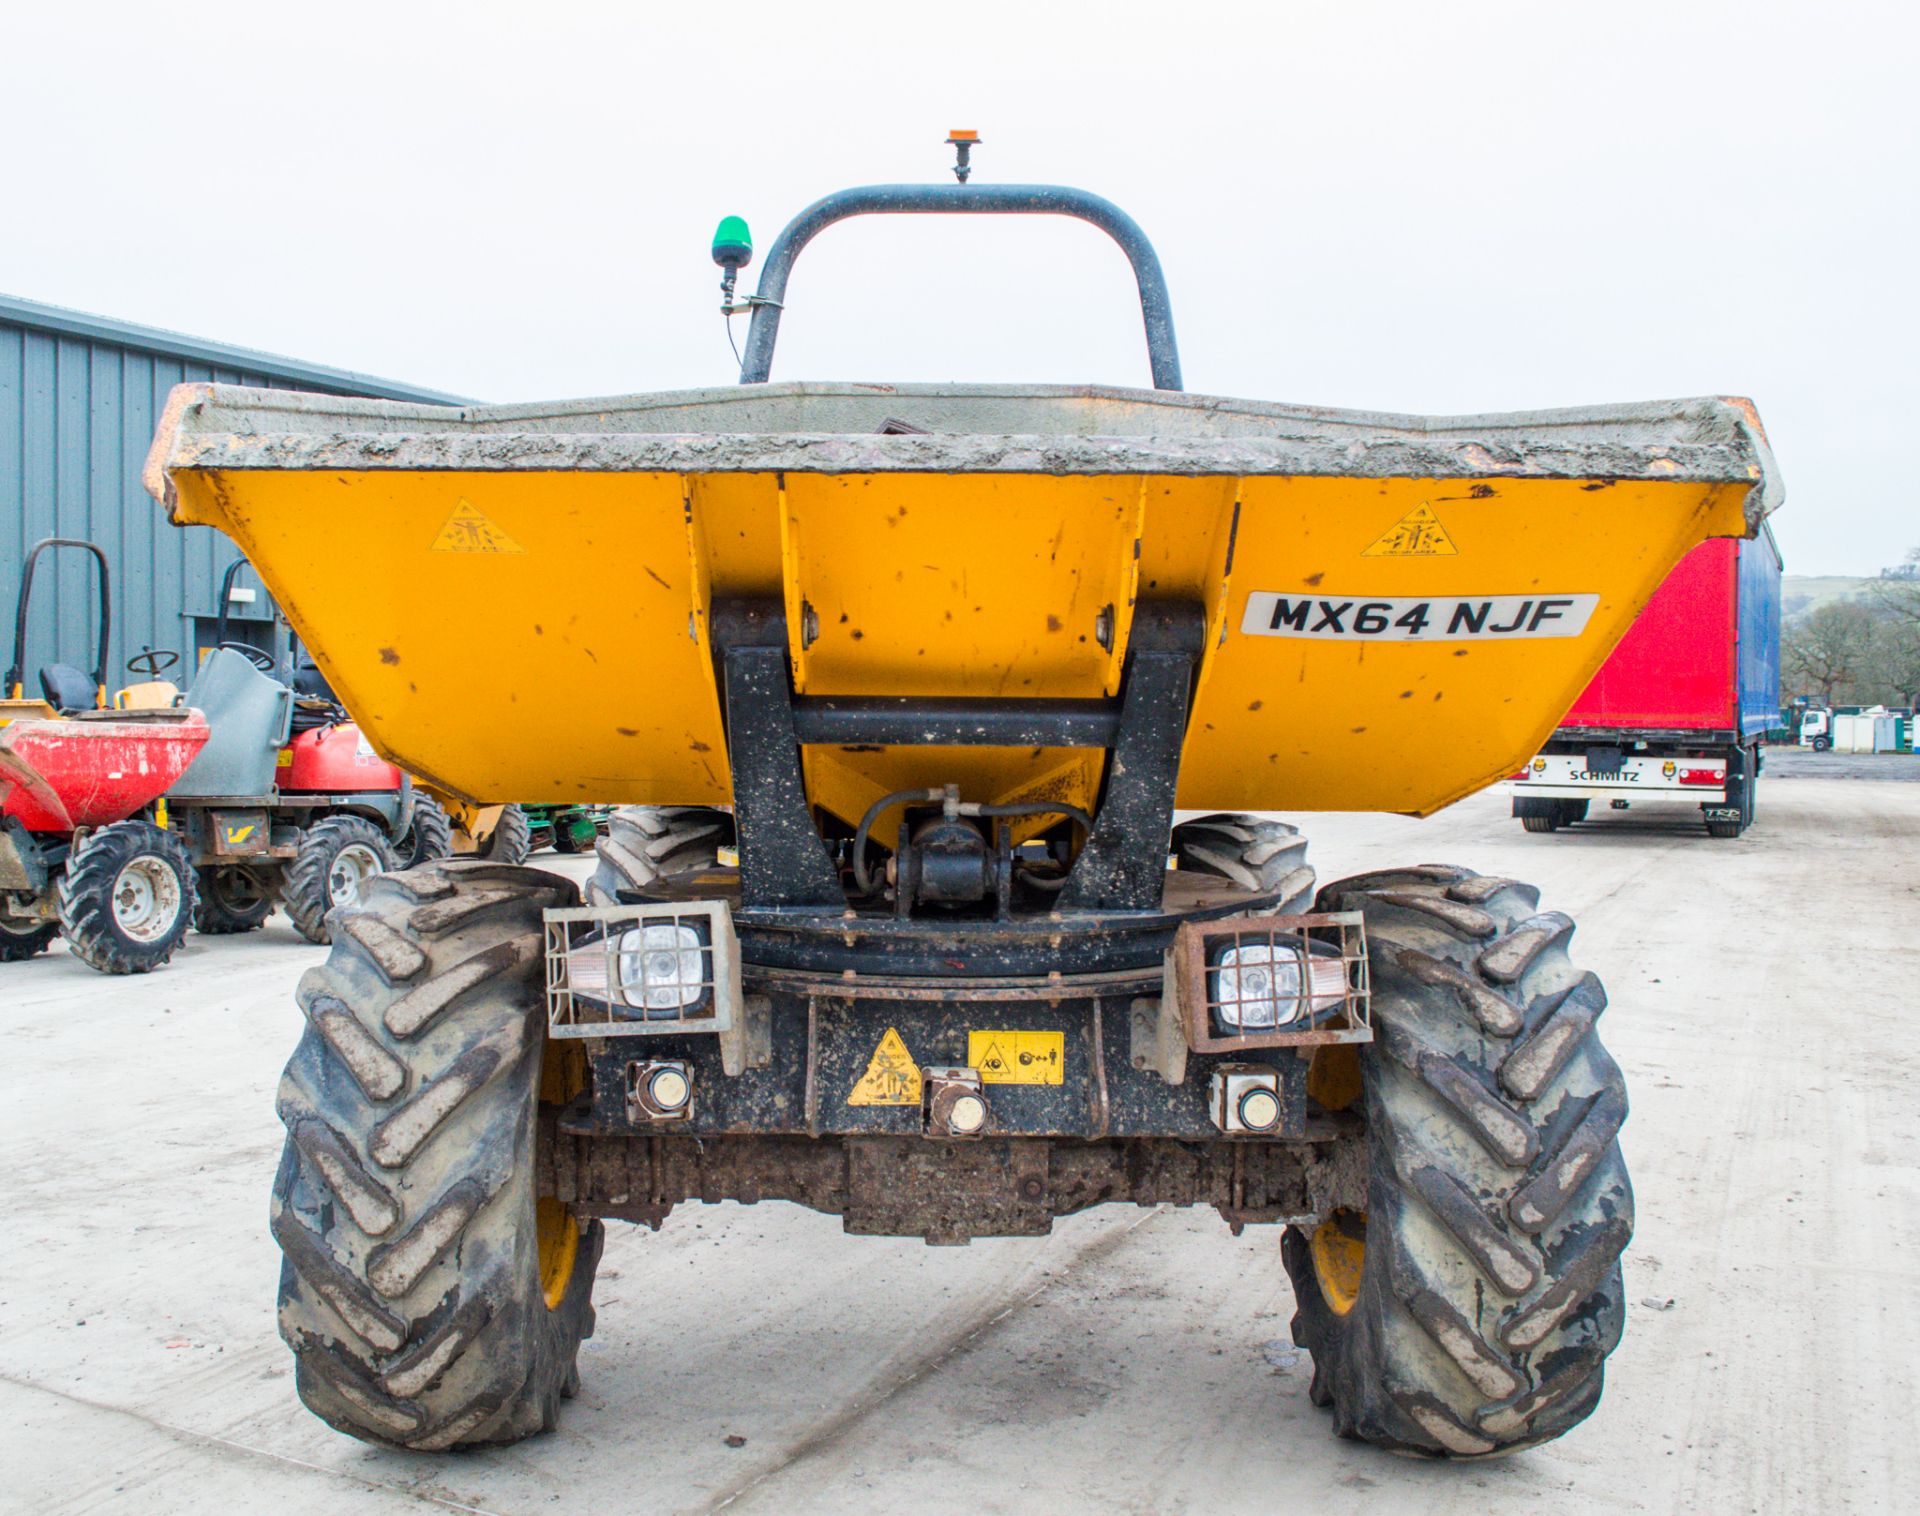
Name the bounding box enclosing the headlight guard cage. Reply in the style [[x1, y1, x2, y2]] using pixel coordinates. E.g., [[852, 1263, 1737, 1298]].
[[1172, 910, 1372, 1053], [544, 900, 741, 1042]]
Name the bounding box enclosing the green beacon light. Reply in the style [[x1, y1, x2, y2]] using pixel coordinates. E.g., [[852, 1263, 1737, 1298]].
[[712, 216, 753, 325], [711, 215, 753, 274]]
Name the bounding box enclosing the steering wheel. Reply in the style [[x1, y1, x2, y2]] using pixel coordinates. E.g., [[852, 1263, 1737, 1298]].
[[218, 640, 278, 672], [126, 648, 180, 677]]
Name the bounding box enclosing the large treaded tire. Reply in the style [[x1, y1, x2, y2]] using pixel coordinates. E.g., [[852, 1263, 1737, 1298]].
[[1169, 813, 1315, 908], [272, 860, 601, 1450], [285, 816, 397, 945], [0, 917, 58, 961], [392, 795, 455, 871], [587, 806, 735, 904], [1283, 864, 1632, 1457], [57, 820, 197, 974], [194, 864, 276, 934], [478, 804, 532, 865]]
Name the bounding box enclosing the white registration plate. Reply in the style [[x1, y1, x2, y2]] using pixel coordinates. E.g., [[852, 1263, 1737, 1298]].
[[1242, 592, 1598, 642]]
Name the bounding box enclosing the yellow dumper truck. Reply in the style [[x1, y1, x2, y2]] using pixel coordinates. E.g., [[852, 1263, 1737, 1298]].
[[144, 157, 1778, 1458]]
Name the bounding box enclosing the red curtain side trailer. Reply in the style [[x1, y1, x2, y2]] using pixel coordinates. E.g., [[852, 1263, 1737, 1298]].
[[1504, 525, 1783, 837]]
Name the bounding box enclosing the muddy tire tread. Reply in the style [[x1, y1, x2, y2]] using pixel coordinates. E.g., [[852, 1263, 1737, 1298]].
[[394, 795, 456, 871], [1284, 864, 1632, 1457], [1168, 812, 1315, 907], [56, 820, 197, 973], [284, 815, 397, 945], [586, 806, 735, 904], [272, 860, 599, 1451], [193, 864, 276, 934], [0, 919, 58, 960], [478, 805, 533, 865]]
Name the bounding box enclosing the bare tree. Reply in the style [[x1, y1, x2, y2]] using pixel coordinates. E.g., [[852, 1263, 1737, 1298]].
[[1784, 601, 1877, 704]]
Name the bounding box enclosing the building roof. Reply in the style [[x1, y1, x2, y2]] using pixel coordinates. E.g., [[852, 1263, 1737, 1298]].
[[0, 291, 472, 406]]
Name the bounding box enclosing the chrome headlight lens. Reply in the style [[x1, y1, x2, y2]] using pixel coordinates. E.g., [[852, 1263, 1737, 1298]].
[[1209, 940, 1348, 1031]]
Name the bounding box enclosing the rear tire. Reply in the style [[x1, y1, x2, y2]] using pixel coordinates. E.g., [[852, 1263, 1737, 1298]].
[[0, 916, 58, 961], [285, 816, 397, 945], [57, 820, 197, 974], [1283, 865, 1632, 1456], [194, 864, 276, 934], [272, 860, 598, 1450], [392, 795, 455, 871], [1519, 813, 1558, 834], [478, 805, 532, 865], [1168, 813, 1315, 908], [587, 806, 735, 904]]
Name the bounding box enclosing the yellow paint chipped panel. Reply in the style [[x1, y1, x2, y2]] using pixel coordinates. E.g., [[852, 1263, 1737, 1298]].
[[169, 464, 1750, 816], [170, 469, 731, 805]]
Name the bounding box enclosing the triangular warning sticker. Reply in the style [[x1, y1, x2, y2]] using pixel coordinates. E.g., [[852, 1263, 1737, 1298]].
[[1361, 503, 1457, 558], [848, 1026, 922, 1107], [977, 1040, 1009, 1077], [432, 499, 525, 554]]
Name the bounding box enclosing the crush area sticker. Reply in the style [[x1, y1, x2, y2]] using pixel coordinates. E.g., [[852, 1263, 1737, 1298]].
[[1241, 592, 1598, 642], [968, 1030, 1065, 1085]]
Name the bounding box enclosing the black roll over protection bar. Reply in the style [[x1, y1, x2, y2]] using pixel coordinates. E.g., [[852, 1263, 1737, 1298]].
[[735, 181, 1184, 392]]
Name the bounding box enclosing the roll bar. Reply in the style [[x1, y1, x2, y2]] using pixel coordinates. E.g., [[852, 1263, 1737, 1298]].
[[6, 537, 110, 704], [736, 182, 1183, 391]]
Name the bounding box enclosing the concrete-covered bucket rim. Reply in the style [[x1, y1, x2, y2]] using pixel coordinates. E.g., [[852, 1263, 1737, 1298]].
[[145, 381, 1780, 531]]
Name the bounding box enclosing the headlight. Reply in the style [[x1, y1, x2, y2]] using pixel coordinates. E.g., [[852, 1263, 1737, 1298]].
[[1209, 940, 1348, 1031], [564, 916, 712, 1019]]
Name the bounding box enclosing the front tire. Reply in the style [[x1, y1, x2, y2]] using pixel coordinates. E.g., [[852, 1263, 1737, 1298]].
[[57, 820, 196, 973], [272, 860, 598, 1450], [285, 816, 396, 945], [1283, 865, 1632, 1456]]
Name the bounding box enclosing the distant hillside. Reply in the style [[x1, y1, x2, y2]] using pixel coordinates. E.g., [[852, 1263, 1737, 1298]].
[[1781, 575, 1875, 623]]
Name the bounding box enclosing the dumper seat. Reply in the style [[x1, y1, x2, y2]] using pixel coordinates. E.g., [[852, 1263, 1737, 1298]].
[[38, 663, 95, 714]]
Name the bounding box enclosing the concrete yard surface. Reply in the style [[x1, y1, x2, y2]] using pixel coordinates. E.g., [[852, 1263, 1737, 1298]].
[[2, 780, 1915, 1515]]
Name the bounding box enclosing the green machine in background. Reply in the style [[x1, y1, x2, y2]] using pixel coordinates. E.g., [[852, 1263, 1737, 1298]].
[[523, 802, 615, 854]]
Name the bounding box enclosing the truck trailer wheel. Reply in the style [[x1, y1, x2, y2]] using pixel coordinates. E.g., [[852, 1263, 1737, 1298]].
[[477, 804, 533, 865], [1169, 813, 1315, 907], [1283, 865, 1632, 1456], [285, 816, 397, 945], [1703, 753, 1755, 839], [57, 820, 197, 974], [391, 795, 455, 871], [0, 917, 58, 961], [587, 806, 735, 904], [194, 864, 276, 934], [271, 860, 600, 1450]]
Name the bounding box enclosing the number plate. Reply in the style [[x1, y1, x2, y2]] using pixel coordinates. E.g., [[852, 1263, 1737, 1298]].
[[1242, 592, 1598, 641]]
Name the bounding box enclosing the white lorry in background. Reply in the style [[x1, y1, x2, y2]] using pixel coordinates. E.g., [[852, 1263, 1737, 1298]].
[[1798, 708, 1832, 750]]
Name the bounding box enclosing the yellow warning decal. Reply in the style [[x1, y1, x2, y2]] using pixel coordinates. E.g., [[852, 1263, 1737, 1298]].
[[848, 1026, 922, 1106], [968, 1030, 1065, 1085], [1361, 503, 1457, 558], [223, 824, 256, 845], [432, 499, 525, 554]]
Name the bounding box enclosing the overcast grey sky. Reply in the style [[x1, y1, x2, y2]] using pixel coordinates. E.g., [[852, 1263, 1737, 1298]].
[[7, 1, 1914, 574]]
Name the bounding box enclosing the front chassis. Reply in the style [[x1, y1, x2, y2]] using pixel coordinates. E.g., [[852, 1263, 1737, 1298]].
[[550, 872, 1366, 1244]]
